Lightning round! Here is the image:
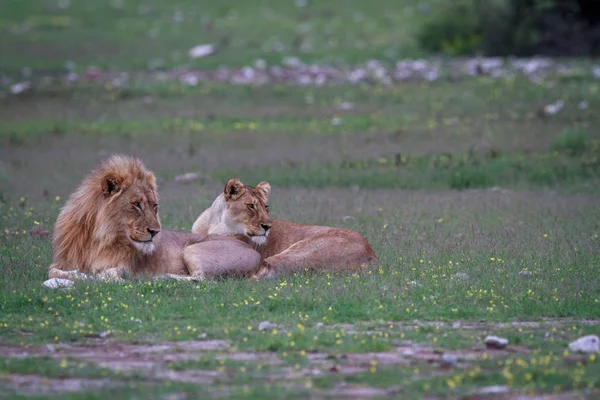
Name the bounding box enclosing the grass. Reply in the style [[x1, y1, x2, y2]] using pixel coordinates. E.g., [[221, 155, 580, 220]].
[[1, 1, 600, 398], [0, 0, 429, 76]]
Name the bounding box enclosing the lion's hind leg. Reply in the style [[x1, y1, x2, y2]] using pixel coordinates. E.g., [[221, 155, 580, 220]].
[[182, 236, 261, 280]]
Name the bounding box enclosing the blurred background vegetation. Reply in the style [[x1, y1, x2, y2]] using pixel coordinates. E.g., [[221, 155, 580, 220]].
[[1, 0, 599, 77]]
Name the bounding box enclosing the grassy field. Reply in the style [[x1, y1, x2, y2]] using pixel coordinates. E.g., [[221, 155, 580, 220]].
[[1, 1, 600, 399], [0, 0, 428, 76]]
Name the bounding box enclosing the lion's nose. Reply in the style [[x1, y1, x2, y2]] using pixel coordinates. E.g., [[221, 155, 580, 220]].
[[261, 223, 272, 232], [148, 228, 160, 238]]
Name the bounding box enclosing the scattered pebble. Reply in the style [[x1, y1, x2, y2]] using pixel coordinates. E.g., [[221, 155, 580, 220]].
[[455, 272, 469, 280], [316, 322, 323, 328], [98, 331, 111, 339], [42, 278, 74, 290], [484, 335, 509, 350], [188, 44, 216, 59], [10, 58, 599, 90], [28, 227, 50, 238], [174, 172, 201, 183], [477, 385, 511, 395], [542, 100, 564, 116], [568, 335, 600, 354], [440, 353, 458, 367], [10, 82, 30, 95], [518, 270, 533, 276], [258, 321, 277, 332]]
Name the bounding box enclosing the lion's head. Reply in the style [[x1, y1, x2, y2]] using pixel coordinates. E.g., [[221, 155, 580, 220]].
[[192, 179, 272, 245], [51, 155, 161, 275]]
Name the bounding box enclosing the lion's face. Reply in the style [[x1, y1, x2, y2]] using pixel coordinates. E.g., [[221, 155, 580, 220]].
[[101, 171, 161, 255], [222, 179, 272, 245]]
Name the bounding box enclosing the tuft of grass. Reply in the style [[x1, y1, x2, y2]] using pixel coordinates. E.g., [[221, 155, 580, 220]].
[[552, 128, 589, 156]]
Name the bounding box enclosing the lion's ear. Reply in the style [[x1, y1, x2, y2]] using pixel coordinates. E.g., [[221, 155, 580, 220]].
[[224, 178, 245, 201], [255, 181, 271, 200], [101, 172, 124, 197]]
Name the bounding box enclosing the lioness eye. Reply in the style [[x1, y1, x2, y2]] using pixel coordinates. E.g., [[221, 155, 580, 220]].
[[133, 201, 142, 209], [247, 204, 255, 210], [266, 205, 269, 212], [153, 204, 158, 212]]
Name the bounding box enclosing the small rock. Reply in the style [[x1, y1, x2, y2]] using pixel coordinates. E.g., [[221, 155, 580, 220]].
[[542, 100, 564, 116], [568, 335, 600, 354], [42, 278, 74, 290], [484, 335, 509, 350], [133, 319, 142, 324], [409, 281, 420, 286], [342, 216, 355, 222], [10, 81, 31, 95], [579, 101, 589, 110], [188, 44, 216, 59], [518, 270, 533, 276], [258, 321, 277, 332], [440, 353, 458, 367], [98, 331, 111, 339], [29, 227, 50, 238], [455, 272, 469, 280], [337, 101, 354, 110], [452, 322, 461, 329], [174, 172, 201, 183], [316, 322, 323, 328], [477, 385, 510, 395]]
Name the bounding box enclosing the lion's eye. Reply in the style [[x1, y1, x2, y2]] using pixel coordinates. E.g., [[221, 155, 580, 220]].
[[247, 204, 255, 210], [153, 204, 158, 212], [133, 201, 142, 210], [265, 205, 269, 212]]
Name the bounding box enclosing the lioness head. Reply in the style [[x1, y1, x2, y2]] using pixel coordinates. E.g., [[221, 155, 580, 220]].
[[220, 178, 273, 245], [97, 157, 161, 255]]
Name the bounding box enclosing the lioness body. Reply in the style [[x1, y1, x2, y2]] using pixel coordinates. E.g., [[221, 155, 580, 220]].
[[192, 179, 378, 278], [48, 155, 260, 282]]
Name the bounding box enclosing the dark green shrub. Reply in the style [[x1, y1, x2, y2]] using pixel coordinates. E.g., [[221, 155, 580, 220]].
[[551, 128, 589, 156], [418, 0, 600, 56]]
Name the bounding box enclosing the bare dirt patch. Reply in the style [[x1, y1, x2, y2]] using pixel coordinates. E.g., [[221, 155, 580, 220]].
[[0, 374, 120, 396]]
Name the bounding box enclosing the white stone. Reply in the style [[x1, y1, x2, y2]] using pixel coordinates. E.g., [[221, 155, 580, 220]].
[[484, 335, 509, 349], [518, 270, 533, 276], [258, 321, 277, 332], [174, 172, 201, 182], [42, 278, 74, 290], [188, 44, 216, 59], [568, 335, 600, 354], [477, 385, 510, 395], [10, 82, 31, 95], [440, 353, 458, 367], [455, 272, 469, 280]]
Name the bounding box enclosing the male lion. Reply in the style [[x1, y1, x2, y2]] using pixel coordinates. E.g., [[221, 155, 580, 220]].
[[47, 155, 261, 282], [191, 179, 378, 278]]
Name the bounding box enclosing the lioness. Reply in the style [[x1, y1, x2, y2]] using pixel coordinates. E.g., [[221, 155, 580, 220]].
[[48, 155, 261, 282], [192, 179, 378, 278]]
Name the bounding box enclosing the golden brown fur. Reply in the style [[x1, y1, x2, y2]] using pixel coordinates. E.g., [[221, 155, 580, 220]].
[[48, 156, 261, 282], [192, 179, 379, 278]]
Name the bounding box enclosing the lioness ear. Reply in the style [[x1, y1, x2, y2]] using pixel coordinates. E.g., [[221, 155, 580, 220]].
[[224, 178, 245, 201], [101, 172, 124, 197], [255, 181, 271, 200]]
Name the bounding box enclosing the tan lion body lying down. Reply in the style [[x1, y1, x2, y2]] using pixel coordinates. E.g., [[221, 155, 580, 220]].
[[192, 179, 379, 278], [47, 155, 260, 283]]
